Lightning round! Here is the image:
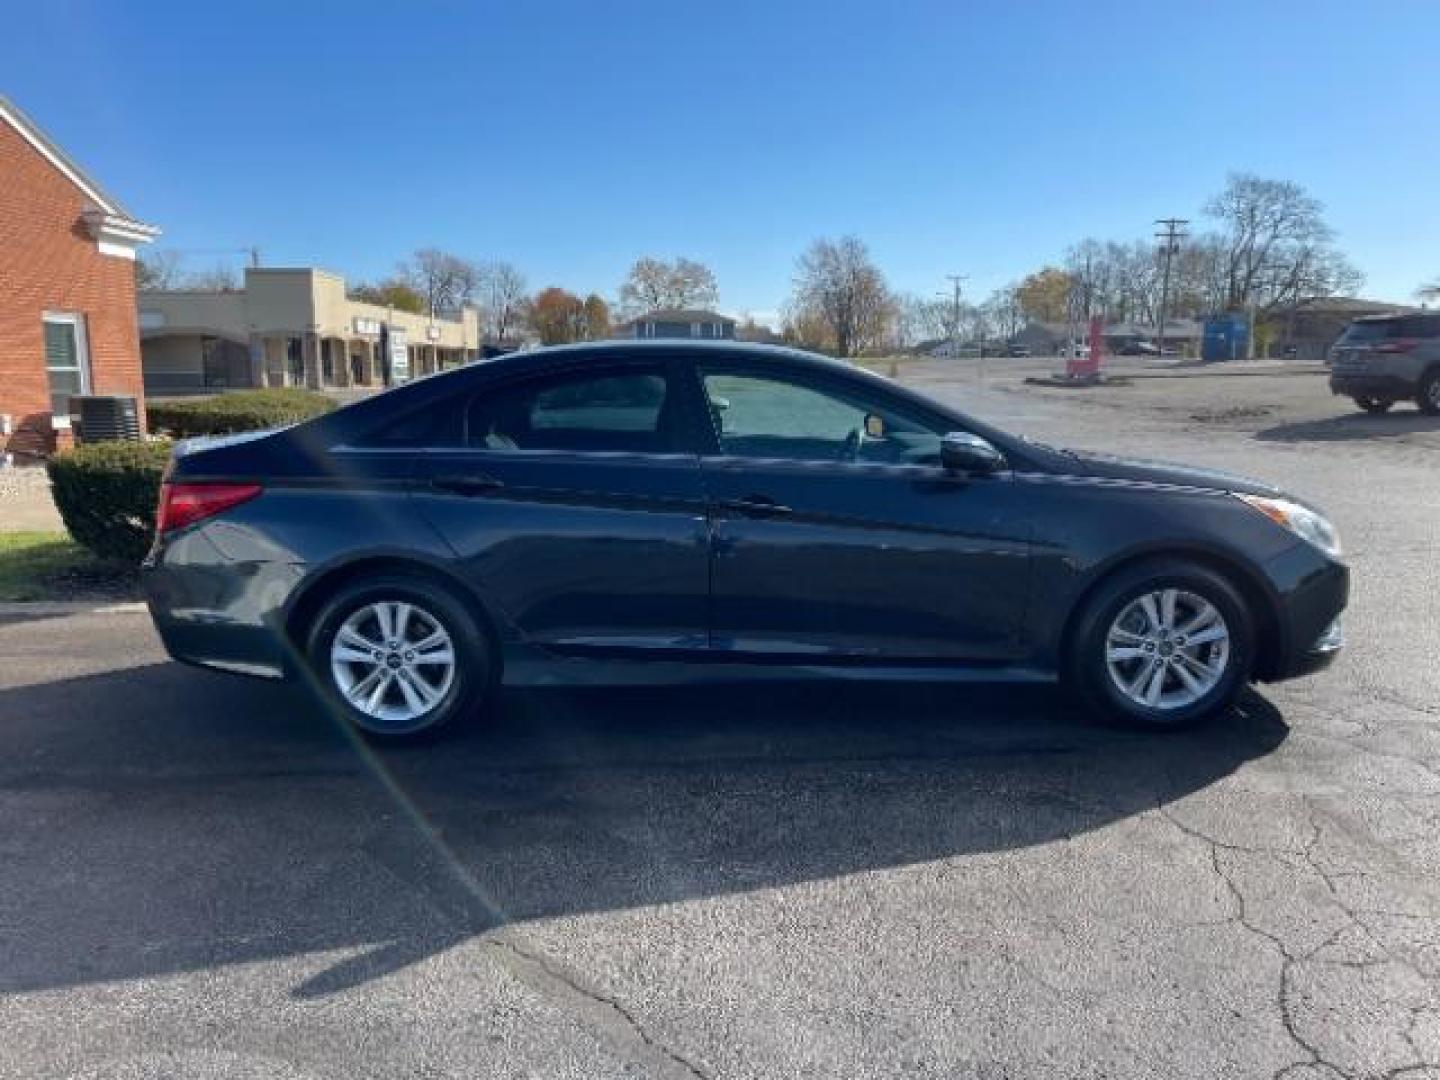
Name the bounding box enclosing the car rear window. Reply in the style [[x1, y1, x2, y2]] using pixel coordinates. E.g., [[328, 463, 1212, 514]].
[[467, 369, 673, 453], [1342, 316, 1440, 342]]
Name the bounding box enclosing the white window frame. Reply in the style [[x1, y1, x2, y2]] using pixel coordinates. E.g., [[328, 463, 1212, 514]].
[[42, 311, 92, 413]]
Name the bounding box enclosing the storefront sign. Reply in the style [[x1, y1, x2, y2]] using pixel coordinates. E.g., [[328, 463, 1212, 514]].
[[388, 327, 410, 383]]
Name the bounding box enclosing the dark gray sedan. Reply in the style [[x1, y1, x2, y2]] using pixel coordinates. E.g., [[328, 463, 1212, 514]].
[[143, 341, 1347, 739]]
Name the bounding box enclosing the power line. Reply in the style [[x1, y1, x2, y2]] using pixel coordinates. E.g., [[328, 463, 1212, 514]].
[[156, 246, 261, 267]]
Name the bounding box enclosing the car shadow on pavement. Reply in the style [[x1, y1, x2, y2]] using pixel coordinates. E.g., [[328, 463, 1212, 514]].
[[1256, 409, 1440, 443], [0, 661, 1288, 999]]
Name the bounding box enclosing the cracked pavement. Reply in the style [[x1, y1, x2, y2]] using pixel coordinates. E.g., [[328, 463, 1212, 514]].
[[1, 361, 1438, 1078]]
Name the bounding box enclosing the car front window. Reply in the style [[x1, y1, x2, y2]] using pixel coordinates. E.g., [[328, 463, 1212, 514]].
[[700, 370, 943, 465]]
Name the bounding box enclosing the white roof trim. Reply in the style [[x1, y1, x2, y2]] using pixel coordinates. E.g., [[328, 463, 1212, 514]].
[[82, 209, 160, 260], [82, 209, 160, 242], [0, 98, 121, 215]]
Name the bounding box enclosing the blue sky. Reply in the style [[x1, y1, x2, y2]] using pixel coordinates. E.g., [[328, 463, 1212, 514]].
[[5, 0, 1437, 322]]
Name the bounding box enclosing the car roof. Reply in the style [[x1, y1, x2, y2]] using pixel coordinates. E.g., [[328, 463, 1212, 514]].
[[479, 338, 850, 375]]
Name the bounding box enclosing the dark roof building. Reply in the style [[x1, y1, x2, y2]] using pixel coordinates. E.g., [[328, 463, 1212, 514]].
[[622, 309, 736, 340], [1265, 297, 1417, 361]]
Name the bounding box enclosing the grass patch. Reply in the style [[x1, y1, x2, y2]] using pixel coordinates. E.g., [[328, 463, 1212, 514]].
[[0, 531, 140, 602]]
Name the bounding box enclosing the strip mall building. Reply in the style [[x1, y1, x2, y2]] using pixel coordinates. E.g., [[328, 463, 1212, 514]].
[[140, 269, 481, 395]]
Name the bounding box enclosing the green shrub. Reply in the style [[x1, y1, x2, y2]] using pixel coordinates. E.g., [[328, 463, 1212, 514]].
[[46, 440, 173, 563], [147, 388, 335, 438]]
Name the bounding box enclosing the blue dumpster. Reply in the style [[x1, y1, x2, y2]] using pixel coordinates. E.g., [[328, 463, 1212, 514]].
[[1202, 315, 1250, 362]]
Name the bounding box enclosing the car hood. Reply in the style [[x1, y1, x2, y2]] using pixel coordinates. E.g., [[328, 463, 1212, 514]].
[[1053, 448, 1284, 497]]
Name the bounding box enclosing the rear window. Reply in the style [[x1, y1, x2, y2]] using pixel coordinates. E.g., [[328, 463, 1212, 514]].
[[1342, 316, 1440, 342], [467, 369, 673, 453]]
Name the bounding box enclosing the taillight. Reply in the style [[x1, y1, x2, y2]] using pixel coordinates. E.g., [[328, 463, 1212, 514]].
[[156, 482, 263, 535], [1375, 338, 1419, 353]]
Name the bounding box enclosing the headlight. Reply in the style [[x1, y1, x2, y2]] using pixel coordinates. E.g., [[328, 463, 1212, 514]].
[[1235, 494, 1341, 558]]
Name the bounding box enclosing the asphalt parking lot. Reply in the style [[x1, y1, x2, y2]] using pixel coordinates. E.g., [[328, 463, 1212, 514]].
[[3, 361, 1440, 1079]]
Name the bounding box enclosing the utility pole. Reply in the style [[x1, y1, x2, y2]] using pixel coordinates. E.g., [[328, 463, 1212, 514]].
[[1154, 218, 1188, 357], [943, 274, 966, 364]]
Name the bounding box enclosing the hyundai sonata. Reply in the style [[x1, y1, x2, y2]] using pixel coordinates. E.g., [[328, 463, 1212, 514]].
[[143, 341, 1347, 739]]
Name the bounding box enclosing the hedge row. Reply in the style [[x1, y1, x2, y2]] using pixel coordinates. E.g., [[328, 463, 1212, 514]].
[[147, 388, 335, 438], [47, 440, 173, 564]]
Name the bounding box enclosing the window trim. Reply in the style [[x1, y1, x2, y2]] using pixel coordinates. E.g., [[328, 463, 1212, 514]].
[[42, 311, 91, 414]]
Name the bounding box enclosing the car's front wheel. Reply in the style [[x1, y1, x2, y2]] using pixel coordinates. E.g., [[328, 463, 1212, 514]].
[[304, 574, 494, 741], [1068, 559, 1254, 729], [1353, 395, 1393, 414]]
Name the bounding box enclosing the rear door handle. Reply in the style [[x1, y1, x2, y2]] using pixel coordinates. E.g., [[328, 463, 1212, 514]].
[[429, 473, 504, 497], [717, 494, 792, 517]]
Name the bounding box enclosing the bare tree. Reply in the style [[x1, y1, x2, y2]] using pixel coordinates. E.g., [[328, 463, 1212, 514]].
[[136, 249, 185, 291], [477, 260, 528, 341], [895, 293, 950, 347], [981, 286, 1025, 340], [1418, 280, 1440, 303], [1204, 173, 1359, 312], [400, 248, 480, 318], [186, 264, 240, 291], [618, 257, 719, 316], [1014, 174, 1361, 333], [789, 236, 896, 358]]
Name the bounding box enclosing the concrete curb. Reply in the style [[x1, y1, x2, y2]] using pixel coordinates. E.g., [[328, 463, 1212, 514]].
[[0, 600, 147, 617], [1124, 364, 1327, 380]]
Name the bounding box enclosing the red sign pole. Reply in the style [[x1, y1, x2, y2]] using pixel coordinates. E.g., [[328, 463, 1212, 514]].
[[1084, 316, 1104, 379]]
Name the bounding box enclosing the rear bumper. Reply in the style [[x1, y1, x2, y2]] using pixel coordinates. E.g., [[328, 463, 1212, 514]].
[[1329, 373, 1412, 399], [142, 529, 301, 680]]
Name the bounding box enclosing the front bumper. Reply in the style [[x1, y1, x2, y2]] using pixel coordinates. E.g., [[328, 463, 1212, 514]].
[[1330, 373, 1412, 399], [1259, 543, 1349, 681]]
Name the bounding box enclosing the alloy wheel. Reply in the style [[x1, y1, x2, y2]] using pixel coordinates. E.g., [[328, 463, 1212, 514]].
[[1104, 588, 1231, 710], [329, 601, 456, 728]]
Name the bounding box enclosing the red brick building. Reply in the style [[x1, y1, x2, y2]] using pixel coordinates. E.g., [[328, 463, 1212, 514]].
[[0, 96, 158, 457]]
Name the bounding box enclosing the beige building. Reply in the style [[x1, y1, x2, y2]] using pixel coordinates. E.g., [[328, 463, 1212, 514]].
[[139, 267, 480, 395]]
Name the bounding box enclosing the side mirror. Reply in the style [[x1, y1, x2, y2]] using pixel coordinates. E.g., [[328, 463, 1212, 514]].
[[940, 432, 1005, 476]]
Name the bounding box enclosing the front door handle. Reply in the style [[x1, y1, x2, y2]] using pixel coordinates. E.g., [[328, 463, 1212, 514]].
[[429, 473, 504, 497], [718, 494, 792, 517]]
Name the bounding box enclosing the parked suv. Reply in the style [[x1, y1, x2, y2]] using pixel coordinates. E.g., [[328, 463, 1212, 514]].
[[1329, 314, 1440, 414]]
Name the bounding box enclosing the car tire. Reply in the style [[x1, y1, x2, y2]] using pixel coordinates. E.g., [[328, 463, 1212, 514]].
[[1416, 369, 1440, 416], [1354, 396, 1393, 414], [1067, 558, 1255, 730], [304, 573, 495, 741]]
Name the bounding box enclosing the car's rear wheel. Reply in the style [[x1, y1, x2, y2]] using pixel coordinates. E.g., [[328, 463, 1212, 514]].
[[1068, 559, 1254, 729], [1416, 369, 1440, 416], [1354, 395, 1393, 414], [304, 574, 494, 741]]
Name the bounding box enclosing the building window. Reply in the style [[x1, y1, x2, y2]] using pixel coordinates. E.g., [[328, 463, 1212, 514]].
[[43, 313, 90, 414]]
